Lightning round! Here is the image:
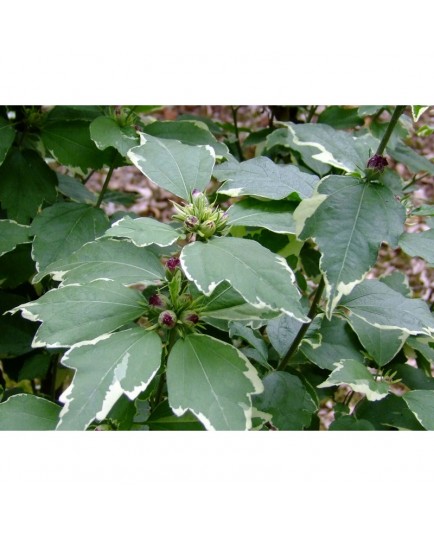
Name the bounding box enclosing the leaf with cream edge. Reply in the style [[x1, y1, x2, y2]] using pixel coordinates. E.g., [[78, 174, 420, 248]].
[[56, 328, 162, 431], [166, 333, 263, 431], [31, 202, 109, 272], [226, 199, 297, 234], [295, 175, 405, 318], [197, 281, 281, 323], [276, 122, 378, 174], [318, 359, 390, 401], [402, 390, 434, 430], [180, 237, 308, 322], [411, 106, 429, 122], [215, 156, 319, 201], [33, 238, 165, 287], [0, 394, 61, 430], [346, 315, 406, 367], [104, 216, 181, 247], [128, 133, 215, 201], [253, 371, 317, 430], [0, 220, 31, 256], [339, 279, 434, 336], [9, 280, 147, 348]]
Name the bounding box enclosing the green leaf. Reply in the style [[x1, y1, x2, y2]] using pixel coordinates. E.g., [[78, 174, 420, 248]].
[[141, 120, 229, 158], [0, 394, 60, 430], [34, 238, 165, 287], [10, 280, 147, 348], [31, 202, 110, 272], [226, 199, 297, 234], [276, 122, 378, 173], [380, 271, 412, 296], [411, 106, 429, 122], [329, 415, 375, 431], [0, 244, 35, 288], [253, 371, 317, 430], [318, 106, 364, 129], [0, 116, 15, 165], [389, 142, 434, 175], [229, 321, 269, 362], [357, 106, 384, 117], [146, 400, 205, 431], [399, 229, 434, 265], [0, 220, 31, 256], [57, 328, 162, 431], [104, 215, 181, 247], [300, 315, 364, 370], [0, 149, 58, 224], [198, 281, 280, 323], [45, 105, 106, 122], [17, 353, 52, 382], [295, 175, 406, 317], [90, 116, 139, 157], [340, 280, 434, 336], [167, 334, 263, 430], [390, 364, 434, 391], [56, 173, 97, 204], [41, 120, 111, 173], [318, 359, 390, 401], [411, 204, 434, 217], [128, 133, 215, 201], [266, 128, 331, 176], [346, 315, 406, 367], [180, 237, 308, 322], [356, 394, 424, 430], [0, 291, 36, 357], [215, 156, 319, 201], [402, 390, 434, 430]]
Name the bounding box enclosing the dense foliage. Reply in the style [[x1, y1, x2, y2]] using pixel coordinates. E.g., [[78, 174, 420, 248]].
[[1, 104, 434, 431]]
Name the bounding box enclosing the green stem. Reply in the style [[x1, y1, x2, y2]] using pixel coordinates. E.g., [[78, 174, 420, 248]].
[[306, 105, 317, 123], [83, 169, 96, 184], [277, 277, 325, 371], [153, 329, 177, 407], [375, 105, 406, 156], [95, 159, 116, 208], [231, 106, 244, 161]]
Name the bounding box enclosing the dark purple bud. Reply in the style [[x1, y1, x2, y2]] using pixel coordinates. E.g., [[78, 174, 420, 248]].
[[184, 215, 200, 230], [367, 154, 388, 172], [158, 310, 177, 329], [148, 294, 169, 310], [181, 310, 200, 328], [166, 257, 181, 271]]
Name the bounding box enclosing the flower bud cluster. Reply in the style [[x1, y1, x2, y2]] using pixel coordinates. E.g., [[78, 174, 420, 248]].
[[146, 288, 202, 333], [172, 189, 228, 240]]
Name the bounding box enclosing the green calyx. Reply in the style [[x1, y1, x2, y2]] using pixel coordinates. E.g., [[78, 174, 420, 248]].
[[172, 189, 228, 239]]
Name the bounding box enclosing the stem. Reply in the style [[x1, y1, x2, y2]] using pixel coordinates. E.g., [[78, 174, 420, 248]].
[[153, 329, 177, 407], [95, 159, 116, 208], [375, 105, 406, 156], [83, 169, 96, 184], [306, 105, 317, 123], [277, 277, 325, 371], [231, 106, 244, 161]]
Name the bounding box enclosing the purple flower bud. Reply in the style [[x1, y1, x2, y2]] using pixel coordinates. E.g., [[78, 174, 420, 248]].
[[165, 257, 181, 271], [184, 215, 200, 231], [192, 189, 202, 198], [367, 154, 388, 172], [148, 294, 169, 310], [158, 310, 177, 329], [181, 310, 200, 328]]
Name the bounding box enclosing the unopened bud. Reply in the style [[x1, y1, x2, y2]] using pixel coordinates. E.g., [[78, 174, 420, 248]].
[[184, 215, 200, 231], [158, 310, 177, 329], [148, 294, 169, 310], [165, 257, 181, 272], [199, 220, 216, 238], [181, 310, 200, 328], [367, 154, 388, 172]]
